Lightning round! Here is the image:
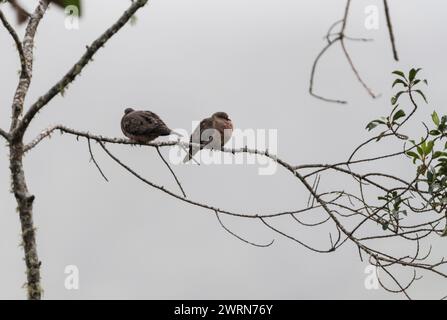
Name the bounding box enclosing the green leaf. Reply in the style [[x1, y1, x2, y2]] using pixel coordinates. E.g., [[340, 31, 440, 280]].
[[433, 151, 444, 159], [392, 91, 406, 105], [63, 0, 81, 8], [392, 79, 407, 88], [426, 140, 435, 154], [432, 111, 440, 126], [62, 0, 82, 16], [406, 151, 420, 159], [430, 130, 441, 136], [409, 68, 422, 82], [417, 145, 424, 157], [392, 109, 406, 122], [406, 151, 420, 164], [392, 70, 407, 80], [366, 122, 378, 131], [414, 89, 428, 103], [365, 120, 386, 131], [391, 96, 396, 105]]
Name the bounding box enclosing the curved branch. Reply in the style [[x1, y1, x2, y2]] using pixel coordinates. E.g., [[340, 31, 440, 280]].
[[87, 138, 109, 182], [0, 9, 27, 78], [215, 211, 274, 248], [309, 0, 386, 103], [156, 146, 187, 198], [10, 0, 49, 132]]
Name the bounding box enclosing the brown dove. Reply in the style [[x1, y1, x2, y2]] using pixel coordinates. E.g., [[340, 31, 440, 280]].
[[121, 108, 181, 143], [183, 112, 233, 163]]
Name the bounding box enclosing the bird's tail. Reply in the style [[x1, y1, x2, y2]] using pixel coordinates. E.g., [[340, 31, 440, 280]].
[[183, 151, 192, 163]]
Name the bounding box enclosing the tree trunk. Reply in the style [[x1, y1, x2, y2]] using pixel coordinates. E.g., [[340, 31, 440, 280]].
[[9, 141, 41, 300]]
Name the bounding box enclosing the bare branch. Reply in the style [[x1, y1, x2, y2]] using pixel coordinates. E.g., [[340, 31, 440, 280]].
[[215, 211, 274, 248], [0, 9, 27, 78], [87, 138, 109, 182], [156, 147, 187, 198], [309, 38, 348, 104], [15, 0, 149, 138], [10, 0, 49, 131], [340, 39, 378, 99], [383, 0, 399, 61], [0, 127, 10, 141], [309, 0, 383, 103]]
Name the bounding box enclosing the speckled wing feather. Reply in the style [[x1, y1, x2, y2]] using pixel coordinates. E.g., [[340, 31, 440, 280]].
[[122, 111, 170, 137]]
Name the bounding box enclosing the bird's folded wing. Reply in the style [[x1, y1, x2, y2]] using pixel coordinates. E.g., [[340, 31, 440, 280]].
[[122, 113, 157, 135], [188, 118, 213, 156]]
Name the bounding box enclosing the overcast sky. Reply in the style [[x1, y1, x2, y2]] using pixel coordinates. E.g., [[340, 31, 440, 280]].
[[0, 0, 446, 299]]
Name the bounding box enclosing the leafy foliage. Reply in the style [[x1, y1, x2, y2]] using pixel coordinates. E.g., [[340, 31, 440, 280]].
[[367, 69, 447, 236]]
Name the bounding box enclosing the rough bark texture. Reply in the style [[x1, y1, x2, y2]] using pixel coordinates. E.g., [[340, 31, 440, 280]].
[[9, 142, 41, 300], [7, 0, 49, 300]]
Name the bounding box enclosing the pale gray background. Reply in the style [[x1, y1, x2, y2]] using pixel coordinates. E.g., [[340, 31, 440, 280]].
[[0, 0, 446, 299]]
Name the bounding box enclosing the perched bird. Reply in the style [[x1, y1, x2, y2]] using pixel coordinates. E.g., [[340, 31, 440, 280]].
[[183, 112, 233, 163], [121, 108, 181, 143]]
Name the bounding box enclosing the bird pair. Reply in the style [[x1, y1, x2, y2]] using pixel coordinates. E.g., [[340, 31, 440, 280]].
[[121, 108, 233, 163]]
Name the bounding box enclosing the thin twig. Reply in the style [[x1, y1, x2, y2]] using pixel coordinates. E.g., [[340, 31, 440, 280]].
[[156, 146, 186, 198], [340, 39, 378, 99], [87, 138, 109, 182], [309, 0, 382, 103], [383, 0, 399, 61], [215, 211, 274, 248], [0, 127, 10, 141], [0, 9, 28, 78]]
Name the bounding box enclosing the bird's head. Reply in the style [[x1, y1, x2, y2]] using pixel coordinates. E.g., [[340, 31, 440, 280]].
[[124, 108, 135, 115], [212, 112, 231, 121]]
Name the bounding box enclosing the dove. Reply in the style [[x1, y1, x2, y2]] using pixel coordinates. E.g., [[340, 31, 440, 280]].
[[121, 108, 181, 143], [183, 112, 233, 163]]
